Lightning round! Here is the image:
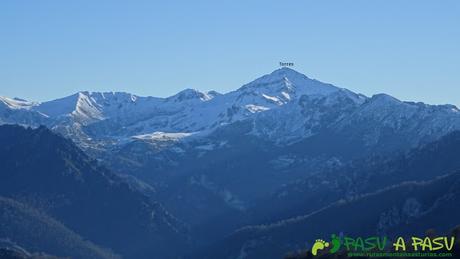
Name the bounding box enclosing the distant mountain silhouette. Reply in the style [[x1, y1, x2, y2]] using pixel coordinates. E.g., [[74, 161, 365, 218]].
[[249, 130, 460, 224], [198, 172, 460, 259], [195, 131, 460, 258], [0, 125, 188, 259], [0, 196, 119, 259]]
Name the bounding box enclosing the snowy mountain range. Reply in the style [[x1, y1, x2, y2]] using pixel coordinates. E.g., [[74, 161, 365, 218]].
[[3, 68, 460, 258], [2, 67, 460, 153], [4, 68, 460, 225], [3, 68, 460, 213]]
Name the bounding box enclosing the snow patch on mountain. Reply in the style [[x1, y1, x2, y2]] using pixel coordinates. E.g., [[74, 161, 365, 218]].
[[133, 132, 195, 141]]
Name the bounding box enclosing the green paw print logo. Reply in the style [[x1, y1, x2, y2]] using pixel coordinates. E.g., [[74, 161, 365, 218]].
[[311, 234, 341, 256]]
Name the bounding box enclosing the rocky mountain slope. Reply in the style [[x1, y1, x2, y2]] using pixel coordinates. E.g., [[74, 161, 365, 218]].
[[194, 131, 460, 258], [0, 125, 188, 259], [0, 197, 119, 259], [200, 172, 460, 259]]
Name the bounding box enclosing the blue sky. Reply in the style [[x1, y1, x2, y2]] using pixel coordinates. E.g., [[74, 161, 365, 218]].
[[1, 0, 459, 105]]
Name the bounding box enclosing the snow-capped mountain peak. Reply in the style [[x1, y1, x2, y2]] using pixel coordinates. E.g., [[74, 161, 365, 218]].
[[33, 91, 100, 120], [166, 88, 215, 103], [237, 68, 340, 104], [0, 96, 36, 110]]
